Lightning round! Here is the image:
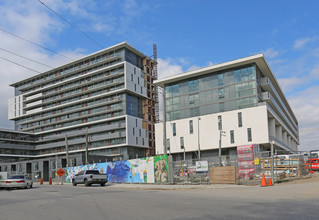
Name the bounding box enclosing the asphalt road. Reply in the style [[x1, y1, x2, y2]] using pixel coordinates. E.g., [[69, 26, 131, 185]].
[[0, 181, 318, 220]]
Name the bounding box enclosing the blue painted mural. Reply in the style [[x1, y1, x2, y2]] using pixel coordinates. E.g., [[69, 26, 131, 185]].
[[65, 155, 168, 184]]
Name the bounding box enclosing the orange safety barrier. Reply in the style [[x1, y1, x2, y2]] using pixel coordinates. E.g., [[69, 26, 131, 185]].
[[49, 178, 52, 185], [261, 173, 267, 187], [268, 177, 273, 186], [40, 178, 43, 185]]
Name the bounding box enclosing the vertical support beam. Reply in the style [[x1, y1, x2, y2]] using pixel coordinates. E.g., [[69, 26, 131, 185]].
[[162, 89, 167, 155], [198, 117, 201, 160], [167, 155, 174, 184], [65, 134, 69, 167], [271, 140, 274, 184], [85, 128, 88, 165], [275, 125, 282, 142], [268, 118, 276, 138]]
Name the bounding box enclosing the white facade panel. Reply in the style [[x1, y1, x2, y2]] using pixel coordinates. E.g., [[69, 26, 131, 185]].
[[25, 92, 42, 101], [126, 115, 148, 147], [26, 107, 43, 114], [8, 95, 24, 119], [155, 105, 269, 154], [125, 62, 146, 97]]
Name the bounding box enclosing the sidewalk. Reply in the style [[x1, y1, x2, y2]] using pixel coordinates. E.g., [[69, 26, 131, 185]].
[[37, 181, 246, 190]]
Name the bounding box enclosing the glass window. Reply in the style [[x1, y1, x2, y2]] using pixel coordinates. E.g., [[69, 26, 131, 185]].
[[173, 84, 179, 96], [241, 68, 248, 81], [189, 94, 199, 106], [218, 73, 223, 86], [180, 137, 184, 149], [219, 102, 224, 112], [188, 79, 199, 93], [189, 107, 199, 117], [230, 130, 234, 144], [238, 112, 242, 127], [167, 139, 170, 151], [189, 120, 193, 134], [165, 86, 172, 98], [248, 128, 252, 142], [218, 88, 224, 99], [218, 115, 222, 130], [235, 70, 241, 82], [173, 123, 176, 136]]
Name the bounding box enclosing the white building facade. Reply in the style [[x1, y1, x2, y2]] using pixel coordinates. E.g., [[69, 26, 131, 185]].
[[155, 54, 299, 160]]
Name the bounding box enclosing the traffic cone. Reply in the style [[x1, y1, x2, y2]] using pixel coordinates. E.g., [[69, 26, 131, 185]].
[[268, 178, 273, 186], [261, 173, 267, 187], [49, 178, 52, 185], [40, 178, 43, 185]]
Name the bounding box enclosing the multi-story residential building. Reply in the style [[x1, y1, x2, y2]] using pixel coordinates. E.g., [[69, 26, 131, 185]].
[[1, 42, 157, 180], [155, 54, 299, 161]]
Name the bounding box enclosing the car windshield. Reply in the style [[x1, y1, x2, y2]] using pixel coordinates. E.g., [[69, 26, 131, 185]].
[[86, 170, 100, 174], [7, 175, 25, 179]]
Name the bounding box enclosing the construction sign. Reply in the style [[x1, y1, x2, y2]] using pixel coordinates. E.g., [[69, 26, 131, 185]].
[[57, 168, 65, 177]]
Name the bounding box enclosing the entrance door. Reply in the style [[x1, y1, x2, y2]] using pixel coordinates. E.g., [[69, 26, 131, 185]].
[[43, 161, 49, 181]]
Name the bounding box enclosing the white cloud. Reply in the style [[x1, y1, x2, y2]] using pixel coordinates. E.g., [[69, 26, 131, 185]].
[[262, 48, 280, 59], [207, 61, 214, 66], [278, 77, 307, 93], [293, 37, 319, 49], [157, 58, 183, 79], [0, 0, 87, 129], [187, 65, 200, 71]]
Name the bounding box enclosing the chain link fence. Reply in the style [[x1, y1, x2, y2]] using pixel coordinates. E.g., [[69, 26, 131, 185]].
[[170, 151, 311, 185]]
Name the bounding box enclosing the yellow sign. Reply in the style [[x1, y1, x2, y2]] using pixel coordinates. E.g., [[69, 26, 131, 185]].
[[254, 158, 260, 165]]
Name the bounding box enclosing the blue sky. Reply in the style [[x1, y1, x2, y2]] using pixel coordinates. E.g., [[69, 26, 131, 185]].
[[0, 0, 318, 150]]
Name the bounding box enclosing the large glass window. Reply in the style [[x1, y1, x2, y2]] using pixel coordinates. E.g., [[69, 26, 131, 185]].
[[189, 94, 199, 107], [188, 79, 198, 93], [218, 73, 223, 86], [190, 107, 199, 117]]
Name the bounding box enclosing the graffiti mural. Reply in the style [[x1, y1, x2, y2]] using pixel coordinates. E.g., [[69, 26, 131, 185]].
[[65, 155, 168, 184]]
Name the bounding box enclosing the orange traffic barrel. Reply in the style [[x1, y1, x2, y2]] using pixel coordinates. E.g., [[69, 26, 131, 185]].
[[40, 178, 43, 185], [49, 178, 52, 185]]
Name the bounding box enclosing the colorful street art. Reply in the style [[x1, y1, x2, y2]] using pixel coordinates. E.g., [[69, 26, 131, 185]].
[[65, 155, 168, 184]]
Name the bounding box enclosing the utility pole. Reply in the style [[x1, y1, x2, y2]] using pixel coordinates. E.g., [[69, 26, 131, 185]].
[[162, 89, 167, 155], [271, 140, 274, 184], [85, 128, 88, 165], [198, 117, 201, 160], [65, 134, 69, 167]]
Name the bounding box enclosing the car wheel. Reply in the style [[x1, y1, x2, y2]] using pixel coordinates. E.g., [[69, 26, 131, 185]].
[[72, 179, 77, 186], [100, 182, 105, 186], [29, 183, 33, 189], [84, 179, 90, 187]]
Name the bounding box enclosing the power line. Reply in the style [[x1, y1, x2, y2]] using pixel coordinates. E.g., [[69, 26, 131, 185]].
[[0, 56, 41, 73], [0, 47, 54, 69], [0, 28, 74, 61], [38, 0, 104, 49]]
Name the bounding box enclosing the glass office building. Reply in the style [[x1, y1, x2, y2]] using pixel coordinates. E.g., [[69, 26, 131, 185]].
[[155, 54, 299, 161]]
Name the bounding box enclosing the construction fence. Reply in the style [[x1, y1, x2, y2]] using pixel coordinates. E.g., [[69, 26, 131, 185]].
[[170, 151, 310, 185]]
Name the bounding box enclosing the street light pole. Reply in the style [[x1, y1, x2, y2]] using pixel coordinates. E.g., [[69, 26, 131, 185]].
[[271, 140, 275, 183], [85, 128, 88, 165], [198, 117, 201, 160], [65, 134, 69, 167], [219, 129, 222, 166]]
